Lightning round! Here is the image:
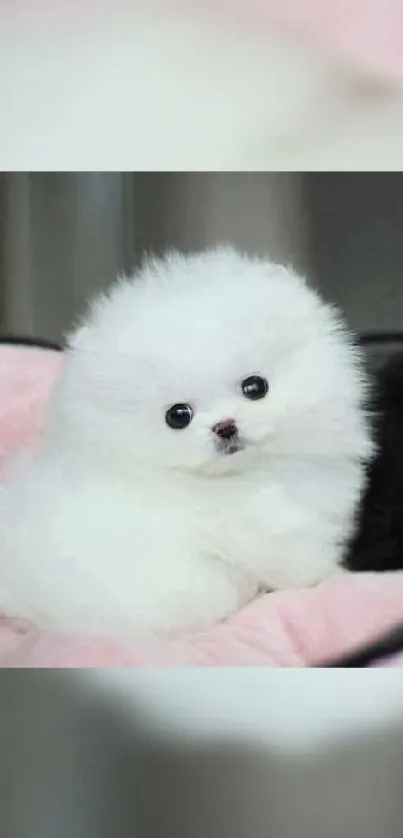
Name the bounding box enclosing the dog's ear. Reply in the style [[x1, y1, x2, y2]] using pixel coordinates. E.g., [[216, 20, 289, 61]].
[[0, 336, 63, 351]]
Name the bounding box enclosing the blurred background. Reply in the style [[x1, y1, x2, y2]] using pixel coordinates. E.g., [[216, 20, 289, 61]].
[[1, 172, 403, 344], [3, 4, 403, 171], [1, 669, 403, 838]]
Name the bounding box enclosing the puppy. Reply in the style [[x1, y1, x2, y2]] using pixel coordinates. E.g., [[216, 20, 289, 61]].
[[0, 248, 373, 635]]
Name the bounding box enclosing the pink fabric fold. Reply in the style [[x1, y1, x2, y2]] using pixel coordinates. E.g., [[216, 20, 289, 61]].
[[1, 572, 403, 667]]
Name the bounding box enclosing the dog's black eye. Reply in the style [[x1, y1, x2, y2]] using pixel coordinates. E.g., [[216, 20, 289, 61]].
[[165, 403, 194, 430], [241, 375, 269, 401]]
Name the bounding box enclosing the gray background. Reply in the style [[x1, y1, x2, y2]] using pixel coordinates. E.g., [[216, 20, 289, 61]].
[[1, 173, 402, 342], [0, 670, 403, 838]]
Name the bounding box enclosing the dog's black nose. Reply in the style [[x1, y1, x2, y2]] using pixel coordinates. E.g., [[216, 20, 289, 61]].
[[213, 419, 237, 440]]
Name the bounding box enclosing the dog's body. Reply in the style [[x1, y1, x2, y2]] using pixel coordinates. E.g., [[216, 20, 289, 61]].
[[0, 249, 373, 634]]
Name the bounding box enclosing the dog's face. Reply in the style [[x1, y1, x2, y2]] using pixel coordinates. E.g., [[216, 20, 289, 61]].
[[60, 248, 370, 475]]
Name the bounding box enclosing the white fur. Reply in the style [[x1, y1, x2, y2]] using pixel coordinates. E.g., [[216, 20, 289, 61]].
[[0, 248, 373, 635]]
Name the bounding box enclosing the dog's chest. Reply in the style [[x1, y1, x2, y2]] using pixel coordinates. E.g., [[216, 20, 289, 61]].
[[174, 474, 307, 567]]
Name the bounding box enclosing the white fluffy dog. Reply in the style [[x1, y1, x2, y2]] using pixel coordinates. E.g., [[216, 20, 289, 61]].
[[0, 248, 373, 634]]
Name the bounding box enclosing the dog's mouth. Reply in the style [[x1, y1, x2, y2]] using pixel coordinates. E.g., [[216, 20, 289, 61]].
[[215, 435, 246, 456]]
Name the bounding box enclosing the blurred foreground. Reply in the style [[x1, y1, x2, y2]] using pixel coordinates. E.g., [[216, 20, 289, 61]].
[[0, 669, 403, 837]]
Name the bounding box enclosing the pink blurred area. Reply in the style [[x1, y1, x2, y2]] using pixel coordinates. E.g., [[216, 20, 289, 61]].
[[208, 0, 403, 80], [0, 346, 63, 471], [4, 0, 403, 81]]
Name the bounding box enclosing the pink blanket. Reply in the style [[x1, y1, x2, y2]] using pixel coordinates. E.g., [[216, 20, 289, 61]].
[[1, 344, 403, 668]]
